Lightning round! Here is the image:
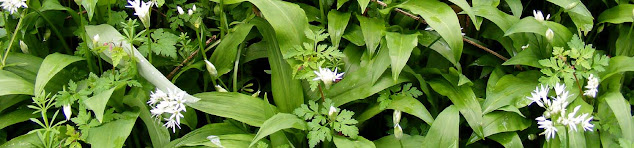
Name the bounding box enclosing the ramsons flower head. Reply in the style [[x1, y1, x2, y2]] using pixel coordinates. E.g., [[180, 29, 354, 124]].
[[0, 0, 27, 14], [126, 0, 153, 28], [148, 88, 188, 133], [583, 74, 599, 98], [533, 10, 550, 22], [313, 67, 344, 88]]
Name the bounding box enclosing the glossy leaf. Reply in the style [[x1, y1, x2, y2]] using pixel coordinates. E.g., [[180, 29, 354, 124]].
[[333, 135, 376, 148], [546, 0, 593, 33], [603, 92, 634, 141], [428, 78, 484, 138], [598, 4, 634, 24], [83, 110, 139, 148], [397, 0, 463, 62], [163, 123, 247, 148], [247, 0, 309, 53], [386, 32, 418, 82], [482, 71, 540, 114], [328, 10, 351, 48], [250, 113, 307, 147], [447, 0, 480, 30], [481, 111, 531, 137], [357, 15, 385, 56], [488, 132, 524, 148], [418, 31, 457, 65], [34, 53, 83, 97], [210, 23, 254, 77], [387, 96, 434, 125], [122, 87, 170, 148], [84, 88, 115, 123], [327, 67, 410, 106], [599, 56, 634, 81], [422, 105, 459, 148], [505, 18, 572, 47], [190, 92, 278, 127], [472, 6, 519, 31], [0, 132, 41, 148], [371, 39, 391, 84], [0, 70, 33, 96], [0, 108, 36, 129]]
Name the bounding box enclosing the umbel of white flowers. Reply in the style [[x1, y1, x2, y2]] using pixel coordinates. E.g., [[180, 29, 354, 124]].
[[0, 0, 27, 14], [313, 67, 344, 89], [126, 0, 153, 29], [526, 83, 594, 140], [583, 74, 599, 98], [148, 89, 188, 133], [533, 10, 550, 22]]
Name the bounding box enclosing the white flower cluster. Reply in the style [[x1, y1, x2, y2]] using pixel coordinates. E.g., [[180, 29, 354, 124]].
[[0, 0, 27, 14], [148, 89, 188, 133], [313, 67, 344, 88], [583, 74, 599, 98], [533, 10, 551, 22], [176, 4, 196, 15], [526, 83, 594, 140], [126, 0, 154, 28]]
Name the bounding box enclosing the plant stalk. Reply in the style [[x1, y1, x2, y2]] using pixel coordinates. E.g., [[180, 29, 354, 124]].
[[1, 13, 25, 70]]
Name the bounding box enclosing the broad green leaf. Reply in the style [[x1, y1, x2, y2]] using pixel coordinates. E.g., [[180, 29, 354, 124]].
[[333, 135, 376, 148], [505, 18, 572, 47], [473, 0, 500, 7], [247, 0, 309, 53], [81, 0, 97, 21], [163, 123, 247, 148], [252, 18, 304, 113], [603, 92, 634, 141], [190, 92, 278, 127], [0, 95, 30, 113], [569, 129, 587, 148], [343, 24, 366, 46], [122, 87, 170, 148], [0, 108, 37, 129], [4, 53, 42, 83], [371, 39, 391, 84], [547, 0, 594, 33], [327, 67, 410, 106], [328, 10, 351, 48], [428, 78, 484, 138], [447, 0, 480, 30], [503, 0, 523, 17], [84, 88, 115, 123], [84, 110, 139, 148], [0, 70, 33, 96], [488, 132, 524, 148], [0, 132, 42, 148], [482, 71, 540, 114], [373, 134, 425, 148], [187, 134, 259, 147], [337, 0, 348, 9], [250, 113, 307, 147], [418, 31, 457, 65], [599, 56, 634, 81], [242, 41, 269, 64], [503, 44, 545, 68], [34, 53, 83, 97], [387, 96, 434, 125], [472, 6, 520, 31], [357, 0, 370, 13], [210, 23, 254, 77], [40, 0, 67, 11], [397, 0, 463, 62], [357, 15, 385, 56], [386, 32, 418, 82], [615, 25, 634, 57], [481, 111, 531, 137], [422, 106, 459, 148], [598, 4, 634, 24], [85, 24, 199, 103]]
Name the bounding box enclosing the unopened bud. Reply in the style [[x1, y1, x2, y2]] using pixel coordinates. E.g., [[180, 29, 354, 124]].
[[545, 28, 554, 42], [19, 40, 29, 54], [394, 124, 403, 139], [251, 90, 261, 97], [177, 6, 184, 15], [204, 60, 218, 79], [328, 106, 337, 117], [393, 110, 402, 126]]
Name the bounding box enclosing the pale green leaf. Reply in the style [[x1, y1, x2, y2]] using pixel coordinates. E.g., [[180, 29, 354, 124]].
[[328, 10, 351, 48], [333, 135, 376, 148], [163, 123, 247, 148], [422, 105, 459, 148], [190, 92, 278, 127], [599, 56, 634, 81], [0, 70, 33, 96], [84, 110, 139, 148], [84, 88, 115, 123], [373, 134, 425, 148], [250, 113, 307, 147], [386, 32, 418, 82], [482, 71, 540, 114], [34, 53, 83, 97], [210, 23, 254, 77], [357, 15, 385, 56], [488, 132, 524, 148]]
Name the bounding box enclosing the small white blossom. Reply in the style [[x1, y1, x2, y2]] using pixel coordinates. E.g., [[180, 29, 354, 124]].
[[204, 60, 218, 78], [176, 6, 184, 15], [188, 9, 193, 15], [554, 83, 566, 96], [313, 67, 344, 88], [126, 0, 153, 28], [328, 106, 337, 117], [527, 84, 549, 108], [536, 116, 557, 140], [148, 88, 188, 133], [63, 104, 72, 120], [533, 10, 550, 22], [521, 44, 530, 50], [192, 4, 196, 11], [545, 28, 554, 41], [583, 74, 599, 98], [0, 0, 27, 14], [558, 105, 581, 131], [581, 114, 594, 131], [93, 34, 100, 43], [207, 135, 223, 147]]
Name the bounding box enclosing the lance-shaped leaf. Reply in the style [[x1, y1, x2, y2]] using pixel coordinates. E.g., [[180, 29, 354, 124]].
[[386, 32, 418, 82], [422, 105, 460, 148], [250, 113, 307, 147], [189, 92, 278, 127], [0, 70, 33, 96], [328, 10, 351, 48], [598, 4, 634, 24], [34, 53, 83, 97], [210, 23, 254, 77], [428, 78, 484, 138], [357, 15, 385, 56]]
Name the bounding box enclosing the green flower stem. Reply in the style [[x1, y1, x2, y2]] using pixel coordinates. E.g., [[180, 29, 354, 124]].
[[232, 43, 243, 92], [146, 28, 152, 63], [1, 13, 25, 70], [197, 26, 207, 60], [33, 10, 72, 54], [219, 0, 228, 38]]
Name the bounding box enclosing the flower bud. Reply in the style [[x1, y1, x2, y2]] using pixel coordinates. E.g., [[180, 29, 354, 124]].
[[192, 4, 197, 11], [545, 28, 554, 42], [63, 104, 72, 120], [215, 85, 228, 92], [393, 110, 402, 126], [328, 106, 337, 117], [19, 40, 29, 54], [177, 6, 184, 15], [394, 124, 403, 139], [204, 60, 218, 79], [188, 9, 193, 15]]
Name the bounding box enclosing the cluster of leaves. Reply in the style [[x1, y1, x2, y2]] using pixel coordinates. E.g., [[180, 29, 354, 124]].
[[538, 35, 610, 86], [284, 29, 345, 91], [293, 99, 358, 147], [377, 83, 423, 109]]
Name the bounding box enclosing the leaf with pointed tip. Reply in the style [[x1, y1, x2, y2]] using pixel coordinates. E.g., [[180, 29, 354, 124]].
[[34, 53, 83, 97], [386, 32, 418, 82], [84, 88, 115, 123], [447, 0, 480, 30], [328, 10, 351, 48], [598, 4, 634, 24], [0, 70, 33, 96], [333, 136, 376, 148], [482, 71, 540, 114], [210, 23, 254, 77], [428, 78, 484, 138], [547, 0, 593, 33], [250, 113, 307, 147], [190, 92, 278, 127], [422, 106, 459, 148], [504, 18, 572, 47], [357, 15, 385, 56]]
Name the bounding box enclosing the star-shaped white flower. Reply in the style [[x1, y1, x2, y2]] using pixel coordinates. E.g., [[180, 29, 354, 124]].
[[583, 74, 599, 98], [0, 0, 27, 14], [126, 0, 153, 28], [148, 88, 188, 133], [581, 114, 594, 131], [533, 10, 551, 22], [536, 116, 558, 140], [313, 67, 344, 88], [527, 84, 549, 108]]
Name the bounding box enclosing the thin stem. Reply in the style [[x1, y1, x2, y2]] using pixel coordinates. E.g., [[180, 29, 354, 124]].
[[463, 38, 509, 61], [33, 10, 72, 54], [318, 83, 326, 102], [146, 29, 153, 63], [1, 13, 25, 70], [198, 26, 207, 61], [219, 0, 228, 38], [232, 44, 243, 92]]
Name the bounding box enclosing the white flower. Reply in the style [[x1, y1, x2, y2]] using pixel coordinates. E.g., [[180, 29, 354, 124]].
[[0, 0, 27, 14], [533, 10, 550, 22], [204, 60, 218, 78], [63, 104, 72, 120], [521, 44, 529, 50], [207, 135, 223, 147], [313, 67, 344, 88], [548, 95, 569, 116], [328, 106, 337, 117], [93, 34, 100, 43], [527, 84, 549, 108], [126, 0, 153, 28], [176, 6, 184, 15], [536, 116, 557, 140], [393, 110, 402, 126], [581, 114, 594, 131], [545, 28, 554, 41], [394, 124, 403, 139], [583, 74, 599, 98], [148, 88, 188, 133], [188, 9, 193, 15], [554, 83, 566, 96], [558, 105, 581, 131], [192, 4, 196, 11]]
